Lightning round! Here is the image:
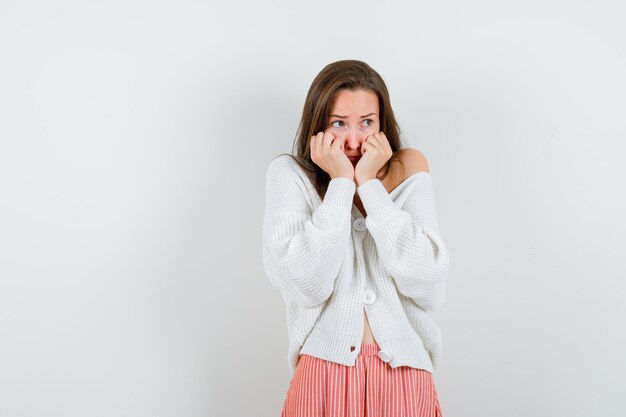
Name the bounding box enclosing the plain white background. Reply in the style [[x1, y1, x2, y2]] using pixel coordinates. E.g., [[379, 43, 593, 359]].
[[1, 1, 625, 416]]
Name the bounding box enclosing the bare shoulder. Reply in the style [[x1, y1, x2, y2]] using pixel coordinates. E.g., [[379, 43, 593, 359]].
[[397, 148, 429, 179]]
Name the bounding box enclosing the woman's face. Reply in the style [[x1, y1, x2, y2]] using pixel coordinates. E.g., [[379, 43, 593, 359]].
[[326, 88, 380, 166]]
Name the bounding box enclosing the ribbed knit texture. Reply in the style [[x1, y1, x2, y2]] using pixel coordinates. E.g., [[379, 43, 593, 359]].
[[263, 155, 450, 375]]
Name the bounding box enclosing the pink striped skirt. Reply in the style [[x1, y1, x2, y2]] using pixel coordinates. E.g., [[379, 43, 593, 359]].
[[280, 342, 443, 417]]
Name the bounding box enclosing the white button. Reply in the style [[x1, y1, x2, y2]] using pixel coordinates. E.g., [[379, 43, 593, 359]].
[[363, 290, 376, 304], [353, 218, 367, 231], [378, 350, 391, 362]]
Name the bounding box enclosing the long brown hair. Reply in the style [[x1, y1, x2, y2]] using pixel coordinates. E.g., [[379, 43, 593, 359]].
[[276, 59, 407, 200]]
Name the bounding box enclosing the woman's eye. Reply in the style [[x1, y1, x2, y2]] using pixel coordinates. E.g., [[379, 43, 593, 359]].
[[331, 121, 344, 127], [363, 119, 372, 127]]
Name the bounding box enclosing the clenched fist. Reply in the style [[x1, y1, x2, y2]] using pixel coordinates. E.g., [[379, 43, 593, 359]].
[[310, 131, 355, 181]]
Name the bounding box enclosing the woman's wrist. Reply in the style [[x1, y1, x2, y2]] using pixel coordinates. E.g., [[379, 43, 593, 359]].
[[355, 175, 376, 187]]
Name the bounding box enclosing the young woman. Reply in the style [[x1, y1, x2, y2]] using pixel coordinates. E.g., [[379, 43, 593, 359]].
[[263, 60, 450, 417]]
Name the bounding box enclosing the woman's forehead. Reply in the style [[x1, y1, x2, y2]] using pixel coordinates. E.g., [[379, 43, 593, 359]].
[[329, 89, 378, 115]]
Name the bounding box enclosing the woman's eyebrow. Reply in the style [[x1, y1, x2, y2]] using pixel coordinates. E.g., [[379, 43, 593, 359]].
[[329, 113, 377, 118]]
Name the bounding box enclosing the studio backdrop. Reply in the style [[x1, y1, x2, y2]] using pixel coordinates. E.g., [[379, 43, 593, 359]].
[[1, 1, 625, 416]]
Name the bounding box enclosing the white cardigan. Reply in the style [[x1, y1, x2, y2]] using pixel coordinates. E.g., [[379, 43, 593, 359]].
[[262, 154, 450, 374]]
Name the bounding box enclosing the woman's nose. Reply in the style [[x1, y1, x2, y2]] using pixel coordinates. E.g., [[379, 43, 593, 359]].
[[346, 126, 361, 148]]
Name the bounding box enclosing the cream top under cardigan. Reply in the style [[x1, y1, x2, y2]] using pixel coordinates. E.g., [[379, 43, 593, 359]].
[[262, 154, 450, 374]]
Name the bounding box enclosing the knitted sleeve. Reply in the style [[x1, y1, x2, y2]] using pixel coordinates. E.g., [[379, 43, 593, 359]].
[[357, 172, 450, 311], [262, 156, 355, 307]]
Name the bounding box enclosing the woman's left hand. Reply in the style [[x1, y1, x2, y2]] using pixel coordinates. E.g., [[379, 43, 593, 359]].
[[355, 131, 393, 185]]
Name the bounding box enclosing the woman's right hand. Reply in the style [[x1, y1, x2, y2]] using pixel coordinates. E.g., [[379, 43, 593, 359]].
[[310, 131, 354, 180]]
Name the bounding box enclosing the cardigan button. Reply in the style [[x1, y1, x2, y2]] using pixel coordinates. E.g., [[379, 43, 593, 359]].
[[378, 350, 392, 362], [364, 290, 376, 304], [353, 218, 367, 231], [350, 346, 356, 352]]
